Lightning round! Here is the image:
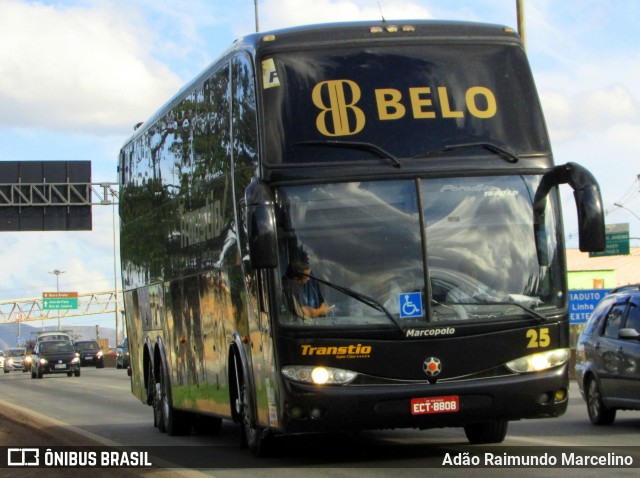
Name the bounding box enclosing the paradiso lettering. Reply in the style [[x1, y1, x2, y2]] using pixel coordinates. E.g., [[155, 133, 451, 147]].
[[179, 193, 224, 248], [301, 343, 372, 358], [311, 79, 497, 136]]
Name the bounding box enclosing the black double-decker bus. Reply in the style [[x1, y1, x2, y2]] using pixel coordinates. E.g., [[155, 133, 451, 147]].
[[118, 20, 605, 455]]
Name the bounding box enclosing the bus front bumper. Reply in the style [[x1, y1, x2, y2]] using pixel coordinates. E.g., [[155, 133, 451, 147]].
[[278, 365, 568, 433]]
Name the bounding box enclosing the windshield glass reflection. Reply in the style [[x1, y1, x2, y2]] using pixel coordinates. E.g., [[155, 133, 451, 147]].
[[274, 176, 563, 328]]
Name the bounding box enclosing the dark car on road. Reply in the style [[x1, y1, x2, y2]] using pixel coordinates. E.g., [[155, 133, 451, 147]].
[[575, 287, 640, 425], [74, 340, 104, 368], [31, 340, 80, 378], [116, 337, 129, 370], [24, 331, 73, 373]]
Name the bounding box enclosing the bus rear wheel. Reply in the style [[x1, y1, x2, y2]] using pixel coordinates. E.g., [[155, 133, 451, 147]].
[[463, 420, 508, 444], [155, 359, 191, 436]]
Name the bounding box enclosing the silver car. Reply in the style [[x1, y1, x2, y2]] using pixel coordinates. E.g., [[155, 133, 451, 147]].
[[4, 347, 26, 373]]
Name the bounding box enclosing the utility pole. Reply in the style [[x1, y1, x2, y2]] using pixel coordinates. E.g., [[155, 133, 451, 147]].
[[516, 0, 526, 51], [254, 0, 259, 32], [49, 269, 65, 331]]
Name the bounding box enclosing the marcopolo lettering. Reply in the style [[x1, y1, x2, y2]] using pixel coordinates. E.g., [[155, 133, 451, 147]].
[[406, 327, 456, 338], [312, 80, 497, 137]]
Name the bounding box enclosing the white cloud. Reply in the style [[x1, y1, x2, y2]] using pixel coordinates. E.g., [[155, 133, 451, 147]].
[[259, 0, 433, 31], [542, 84, 638, 143], [576, 85, 637, 127], [0, 0, 183, 134]]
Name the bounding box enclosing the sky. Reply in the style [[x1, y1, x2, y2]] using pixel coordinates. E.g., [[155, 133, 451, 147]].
[[0, 0, 639, 333]]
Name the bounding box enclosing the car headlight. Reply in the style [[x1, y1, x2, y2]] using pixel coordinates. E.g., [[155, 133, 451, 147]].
[[39, 358, 48, 365], [505, 348, 570, 373], [282, 365, 357, 385]]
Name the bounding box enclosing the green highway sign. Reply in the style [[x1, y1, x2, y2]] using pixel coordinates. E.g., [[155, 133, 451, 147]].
[[589, 223, 630, 257], [42, 292, 78, 310]]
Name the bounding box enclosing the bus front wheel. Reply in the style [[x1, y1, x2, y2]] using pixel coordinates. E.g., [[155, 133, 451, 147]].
[[463, 420, 508, 444], [232, 353, 272, 456]]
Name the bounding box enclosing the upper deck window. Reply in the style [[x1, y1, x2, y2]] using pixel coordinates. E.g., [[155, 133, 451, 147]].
[[261, 43, 549, 165]]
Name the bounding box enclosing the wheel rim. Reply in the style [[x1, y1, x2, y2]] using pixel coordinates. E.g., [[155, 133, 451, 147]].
[[587, 379, 602, 419], [240, 383, 255, 442], [160, 366, 171, 427]]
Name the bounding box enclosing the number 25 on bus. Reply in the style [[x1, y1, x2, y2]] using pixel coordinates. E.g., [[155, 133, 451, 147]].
[[118, 20, 605, 456]]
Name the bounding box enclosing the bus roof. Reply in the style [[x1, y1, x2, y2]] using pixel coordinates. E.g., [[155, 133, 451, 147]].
[[121, 20, 522, 149], [232, 20, 521, 53]]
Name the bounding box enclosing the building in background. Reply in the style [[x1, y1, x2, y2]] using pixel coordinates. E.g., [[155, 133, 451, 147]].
[[567, 247, 640, 289]]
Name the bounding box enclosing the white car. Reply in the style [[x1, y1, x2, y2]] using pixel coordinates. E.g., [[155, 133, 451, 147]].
[[0, 351, 5, 370]]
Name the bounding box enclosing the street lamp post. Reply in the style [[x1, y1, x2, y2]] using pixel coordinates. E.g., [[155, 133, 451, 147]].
[[614, 202, 640, 221], [49, 269, 65, 331]]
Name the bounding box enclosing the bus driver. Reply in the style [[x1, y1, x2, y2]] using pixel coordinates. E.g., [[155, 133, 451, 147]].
[[283, 259, 331, 319]]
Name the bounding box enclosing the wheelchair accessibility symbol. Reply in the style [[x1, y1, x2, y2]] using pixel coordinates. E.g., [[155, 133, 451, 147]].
[[399, 292, 423, 318]]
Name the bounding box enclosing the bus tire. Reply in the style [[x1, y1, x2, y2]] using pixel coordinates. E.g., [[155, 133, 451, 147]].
[[232, 351, 272, 456], [464, 420, 508, 444], [157, 359, 191, 436], [586, 375, 616, 425]]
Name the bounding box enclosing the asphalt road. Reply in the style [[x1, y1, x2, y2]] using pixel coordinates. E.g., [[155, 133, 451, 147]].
[[1, 367, 640, 477], [0, 403, 148, 478]]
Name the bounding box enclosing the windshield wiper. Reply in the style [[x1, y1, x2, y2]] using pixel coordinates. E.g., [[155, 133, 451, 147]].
[[295, 140, 402, 168], [473, 299, 547, 323], [414, 142, 519, 163], [503, 301, 547, 322], [301, 272, 405, 332]]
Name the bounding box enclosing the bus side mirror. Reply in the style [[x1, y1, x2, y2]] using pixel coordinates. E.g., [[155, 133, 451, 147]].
[[245, 178, 278, 269], [534, 162, 605, 264]]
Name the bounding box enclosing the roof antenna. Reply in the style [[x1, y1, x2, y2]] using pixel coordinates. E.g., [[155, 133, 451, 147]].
[[378, 1, 386, 22]]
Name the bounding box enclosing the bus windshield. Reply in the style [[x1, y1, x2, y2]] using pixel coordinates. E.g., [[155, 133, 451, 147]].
[[261, 43, 549, 165], [275, 175, 563, 327]]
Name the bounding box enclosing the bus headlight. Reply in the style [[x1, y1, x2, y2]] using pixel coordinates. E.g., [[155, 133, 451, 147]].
[[282, 365, 357, 385], [505, 348, 570, 373]]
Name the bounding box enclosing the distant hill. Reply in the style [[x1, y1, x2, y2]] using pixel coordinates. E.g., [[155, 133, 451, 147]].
[[0, 322, 116, 350]]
